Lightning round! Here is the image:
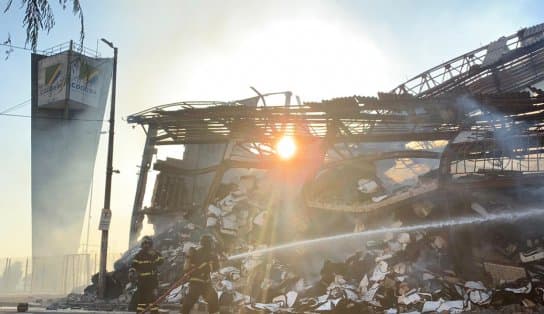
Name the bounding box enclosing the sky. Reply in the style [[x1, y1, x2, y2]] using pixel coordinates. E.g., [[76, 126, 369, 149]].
[[0, 0, 543, 259]]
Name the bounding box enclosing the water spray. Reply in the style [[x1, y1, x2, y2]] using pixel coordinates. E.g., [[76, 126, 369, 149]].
[[228, 208, 544, 260]]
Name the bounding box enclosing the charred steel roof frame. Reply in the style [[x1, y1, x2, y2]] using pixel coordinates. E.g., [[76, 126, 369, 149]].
[[393, 23, 544, 97], [128, 92, 544, 146], [127, 23, 544, 244]]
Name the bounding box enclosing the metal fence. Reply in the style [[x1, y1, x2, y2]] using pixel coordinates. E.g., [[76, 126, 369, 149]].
[[0, 252, 122, 295]]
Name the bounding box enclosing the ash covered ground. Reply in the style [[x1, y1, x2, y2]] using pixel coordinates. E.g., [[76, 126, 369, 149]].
[[50, 166, 544, 313]]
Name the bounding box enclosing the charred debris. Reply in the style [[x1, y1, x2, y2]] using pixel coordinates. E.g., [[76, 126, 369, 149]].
[[47, 89, 544, 313], [51, 23, 544, 313]]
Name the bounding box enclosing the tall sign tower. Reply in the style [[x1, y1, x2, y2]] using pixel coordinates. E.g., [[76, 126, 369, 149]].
[[31, 42, 113, 261]]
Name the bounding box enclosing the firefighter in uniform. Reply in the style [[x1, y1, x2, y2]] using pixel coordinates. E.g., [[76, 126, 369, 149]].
[[181, 235, 220, 314], [132, 236, 164, 313]]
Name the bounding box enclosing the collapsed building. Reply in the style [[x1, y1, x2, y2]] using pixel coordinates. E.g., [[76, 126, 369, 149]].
[[56, 23, 544, 313]]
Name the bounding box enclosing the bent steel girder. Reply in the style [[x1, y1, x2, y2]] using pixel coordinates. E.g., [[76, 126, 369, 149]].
[[392, 23, 544, 97]]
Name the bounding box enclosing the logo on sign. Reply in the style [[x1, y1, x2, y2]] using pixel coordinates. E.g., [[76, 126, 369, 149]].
[[46, 64, 62, 85], [39, 63, 65, 97], [79, 62, 100, 83], [71, 61, 99, 95]]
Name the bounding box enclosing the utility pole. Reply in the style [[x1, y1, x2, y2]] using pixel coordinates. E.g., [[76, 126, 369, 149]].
[[98, 38, 117, 299]]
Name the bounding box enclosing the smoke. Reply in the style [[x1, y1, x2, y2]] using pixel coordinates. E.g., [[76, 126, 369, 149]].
[[229, 207, 544, 260], [30, 56, 111, 293], [455, 94, 530, 157], [0, 261, 23, 292]]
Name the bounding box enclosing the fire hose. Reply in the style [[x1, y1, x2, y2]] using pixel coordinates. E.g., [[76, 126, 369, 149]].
[[141, 262, 209, 313]]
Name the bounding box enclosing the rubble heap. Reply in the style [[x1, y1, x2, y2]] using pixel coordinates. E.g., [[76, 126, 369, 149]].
[[157, 212, 544, 313], [58, 172, 544, 313]]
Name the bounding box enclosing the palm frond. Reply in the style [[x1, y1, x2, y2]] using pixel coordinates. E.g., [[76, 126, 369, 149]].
[[5, 0, 85, 52]]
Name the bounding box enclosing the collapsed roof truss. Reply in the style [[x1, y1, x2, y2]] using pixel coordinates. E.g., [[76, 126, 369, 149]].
[[393, 23, 544, 97], [128, 93, 544, 147], [127, 23, 544, 244]]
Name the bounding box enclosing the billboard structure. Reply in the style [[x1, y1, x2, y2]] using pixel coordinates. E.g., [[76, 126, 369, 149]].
[[37, 49, 112, 110], [31, 43, 113, 259]]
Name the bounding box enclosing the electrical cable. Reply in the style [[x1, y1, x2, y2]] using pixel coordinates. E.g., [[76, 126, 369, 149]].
[[0, 99, 31, 114], [0, 112, 107, 122]]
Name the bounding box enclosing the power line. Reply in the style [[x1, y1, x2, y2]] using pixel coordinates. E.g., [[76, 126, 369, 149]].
[[1, 43, 110, 63], [1, 43, 112, 62], [0, 99, 31, 114], [0, 112, 107, 122], [0, 43, 45, 54], [84, 176, 94, 255]]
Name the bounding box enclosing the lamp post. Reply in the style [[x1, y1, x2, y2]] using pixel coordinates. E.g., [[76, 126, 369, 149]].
[[98, 38, 117, 299]]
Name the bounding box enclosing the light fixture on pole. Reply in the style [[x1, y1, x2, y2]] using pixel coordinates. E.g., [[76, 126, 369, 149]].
[[98, 37, 117, 299]]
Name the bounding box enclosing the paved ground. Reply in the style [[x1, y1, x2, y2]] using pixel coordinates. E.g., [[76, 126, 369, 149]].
[[0, 306, 208, 314], [0, 307, 133, 314]]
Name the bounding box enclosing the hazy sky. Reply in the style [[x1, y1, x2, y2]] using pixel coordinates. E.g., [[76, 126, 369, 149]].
[[0, 0, 543, 259]]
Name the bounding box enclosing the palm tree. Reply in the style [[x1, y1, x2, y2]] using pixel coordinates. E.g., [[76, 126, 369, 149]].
[[3, 0, 84, 51]]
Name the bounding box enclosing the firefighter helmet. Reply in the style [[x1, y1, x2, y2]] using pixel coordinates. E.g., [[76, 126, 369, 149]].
[[200, 234, 213, 249], [141, 235, 153, 247]]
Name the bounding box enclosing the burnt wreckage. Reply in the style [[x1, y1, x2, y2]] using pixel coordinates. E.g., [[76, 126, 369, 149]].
[[63, 23, 544, 312], [127, 23, 544, 244]]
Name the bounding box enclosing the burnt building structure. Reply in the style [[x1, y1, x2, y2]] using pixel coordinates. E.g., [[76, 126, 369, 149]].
[[126, 23, 544, 251]]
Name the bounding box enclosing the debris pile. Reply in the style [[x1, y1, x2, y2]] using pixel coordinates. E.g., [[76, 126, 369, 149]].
[[60, 174, 544, 313], [58, 219, 209, 308], [155, 219, 544, 313], [205, 177, 270, 251]]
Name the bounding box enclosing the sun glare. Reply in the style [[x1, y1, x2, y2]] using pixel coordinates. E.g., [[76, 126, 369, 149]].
[[276, 136, 297, 159]]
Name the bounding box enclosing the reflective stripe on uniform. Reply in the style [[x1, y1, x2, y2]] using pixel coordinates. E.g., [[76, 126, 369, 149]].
[[188, 262, 212, 282], [189, 277, 207, 283], [133, 259, 154, 264], [139, 272, 155, 276]]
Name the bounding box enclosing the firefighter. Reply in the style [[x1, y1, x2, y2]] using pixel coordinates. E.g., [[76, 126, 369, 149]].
[[126, 268, 138, 311], [181, 235, 220, 314], [132, 236, 164, 313]]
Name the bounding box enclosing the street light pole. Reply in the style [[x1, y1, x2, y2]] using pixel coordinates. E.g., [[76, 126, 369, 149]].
[[98, 38, 117, 299]]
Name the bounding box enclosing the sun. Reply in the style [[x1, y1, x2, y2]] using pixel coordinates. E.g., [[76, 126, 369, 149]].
[[276, 136, 297, 159]]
